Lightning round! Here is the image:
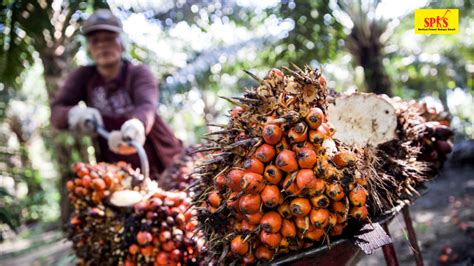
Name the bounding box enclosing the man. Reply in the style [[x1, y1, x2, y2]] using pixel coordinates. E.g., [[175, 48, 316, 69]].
[[50, 9, 183, 179]]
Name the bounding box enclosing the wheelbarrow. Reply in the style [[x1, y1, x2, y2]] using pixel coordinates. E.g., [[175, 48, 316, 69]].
[[85, 119, 154, 207], [270, 199, 425, 266]]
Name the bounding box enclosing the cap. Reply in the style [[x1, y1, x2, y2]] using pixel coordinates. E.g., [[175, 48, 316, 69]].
[[82, 9, 123, 36]]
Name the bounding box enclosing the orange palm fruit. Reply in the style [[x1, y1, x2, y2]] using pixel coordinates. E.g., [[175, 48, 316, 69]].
[[290, 198, 312, 217], [310, 194, 330, 208], [103, 172, 114, 187], [305, 107, 325, 129], [226, 169, 245, 192], [328, 212, 337, 228], [331, 200, 346, 216], [227, 191, 241, 210], [124, 259, 136, 266], [255, 144, 276, 163], [276, 149, 298, 173], [76, 167, 89, 178], [295, 169, 315, 190], [282, 174, 302, 196], [261, 211, 283, 233], [263, 124, 283, 145], [330, 223, 345, 236], [309, 126, 328, 144], [292, 141, 316, 153], [296, 148, 318, 168], [261, 185, 284, 208], [208, 190, 222, 208], [207, 205, 217, 213], [155, 251, 169, 265], [239, 194, 261, 214], [321, 121, 336, 138], [313, 159, 329, 178], [280, 219, 297, 238], [275, 137, 289, 153], [307, 177, 326, 195], [215, 174, 225, 190], [91, 178, 106, 191], [140, 245, 154, 257], [326, 182, 345, 201], [288, 122, 308, 143], [159, 230, 171, 242], [128, 244, 139, 255], [70, 216, 81, 225], [242, 253, 256, 264], [243, 158, 265, 174], [310, 208, 329, 228], [230, 106, 244, 118], [162, 240, 175, 252], [280, 237, 290, 249], [241, 219, 256, 232], [333, 150, 357, 168], [263, 165, 283, 185], [91, 190, 104, 203], [245, 212, 263, 225], [336, 213, 348, 224], [66, 180, 74, 191], [291, 141, 305, 152], [75, 177, 85, 187], [350, 205, 369, 220], [357, 175, 368, 188], [259, 230, 282, 249], [255, 245, 275, 261], [278, 202, 292, 219], [304, 228, 324, 241], [230, 235, 249, 256], [349, 185, 368, 207], [319, 74, 327, 88], [241, 172, 265, 193], [294, 216, 313, 231], [81, 175, 92, 188]]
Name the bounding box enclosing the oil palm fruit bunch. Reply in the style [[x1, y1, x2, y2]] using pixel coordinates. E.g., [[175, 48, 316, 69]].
[[376, 98, 453, 199], [192, 66, 370, 264], [68, 162, 203, 265], [394, 99, 453, 164]]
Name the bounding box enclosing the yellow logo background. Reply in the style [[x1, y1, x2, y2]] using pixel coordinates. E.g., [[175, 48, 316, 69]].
[[415, 9, 459, 34]]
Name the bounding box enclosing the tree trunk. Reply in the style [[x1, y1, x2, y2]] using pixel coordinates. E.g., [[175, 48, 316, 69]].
[[358, 46, 392, 96], [344, 9, 392, 96], [40, 47, 90, 226]]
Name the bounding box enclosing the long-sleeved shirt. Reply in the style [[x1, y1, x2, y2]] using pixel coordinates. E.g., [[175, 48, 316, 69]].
[[50, 60, 183, 178]]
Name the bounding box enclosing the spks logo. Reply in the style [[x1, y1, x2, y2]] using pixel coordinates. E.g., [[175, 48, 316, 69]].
[[415, 9, 458, 34]]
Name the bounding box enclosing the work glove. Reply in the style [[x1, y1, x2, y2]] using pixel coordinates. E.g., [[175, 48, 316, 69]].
[[68, 105, 103, 135], [108, 119, 146, 155]]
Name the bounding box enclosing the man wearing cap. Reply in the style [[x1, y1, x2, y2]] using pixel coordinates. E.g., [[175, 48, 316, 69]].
[[50, 9, 183, 178]]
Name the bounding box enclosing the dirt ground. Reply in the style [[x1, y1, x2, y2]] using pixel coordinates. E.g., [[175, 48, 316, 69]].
[[0, 143, 473, 266]]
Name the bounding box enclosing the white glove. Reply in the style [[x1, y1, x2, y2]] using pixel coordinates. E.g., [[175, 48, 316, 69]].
[[68, 105, 103, 134], [107, 119, 145, 155], [108, 130, 137, 155], [121, 119, 146, 146]]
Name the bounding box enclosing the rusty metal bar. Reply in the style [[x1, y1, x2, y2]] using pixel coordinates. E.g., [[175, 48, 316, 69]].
[[402, 206, 424, 266], [382, 223, 399, 266]]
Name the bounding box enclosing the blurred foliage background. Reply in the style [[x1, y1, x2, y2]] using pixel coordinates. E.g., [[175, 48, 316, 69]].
[[0, 0, 472, 250]]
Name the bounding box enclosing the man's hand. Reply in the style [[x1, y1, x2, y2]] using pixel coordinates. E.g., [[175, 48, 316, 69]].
[[68, 105, 103, 134], [108, 119, 145, 155], [121, 119, 146, 146], [108, 130, 137, 155]]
